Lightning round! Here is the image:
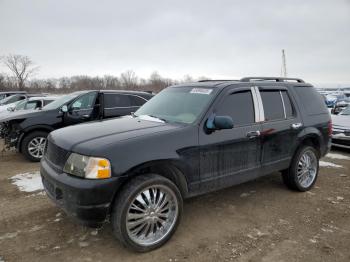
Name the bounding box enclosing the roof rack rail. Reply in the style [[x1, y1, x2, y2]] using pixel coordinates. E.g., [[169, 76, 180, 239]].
[[240, 77, 305, 83], [198, 79, 239, 82]]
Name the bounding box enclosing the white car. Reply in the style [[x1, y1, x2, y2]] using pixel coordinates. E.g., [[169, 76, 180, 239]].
[[332, 106, 350, 149], [0, 94, 28, 113]]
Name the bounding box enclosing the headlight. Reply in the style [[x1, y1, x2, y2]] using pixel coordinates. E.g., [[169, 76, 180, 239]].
[[63, 153, 111, 179]]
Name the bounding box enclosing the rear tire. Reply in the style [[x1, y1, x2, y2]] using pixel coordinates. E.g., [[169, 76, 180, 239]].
[[21, 131, 48, 162], [282, 146, 319, 191], [111, 174, 183, 252]]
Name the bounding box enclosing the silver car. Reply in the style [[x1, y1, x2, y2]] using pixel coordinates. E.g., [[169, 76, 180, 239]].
[[332, 106, 350, 149]]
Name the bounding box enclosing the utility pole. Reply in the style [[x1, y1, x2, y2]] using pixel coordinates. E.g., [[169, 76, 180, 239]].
[[281, 49, 287, 77]]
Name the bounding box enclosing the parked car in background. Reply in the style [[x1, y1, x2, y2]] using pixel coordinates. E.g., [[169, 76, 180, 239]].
[[0, 90, 153, 161], [0, 91, 27, 101], [0, 93, 28, 112], [331, 105, 350, 149], [7, 96, 58, 112], [0, 96, 58, 120], [0, 93, 48, 113], [331, 100, 350, 115], [41, 77, 331, 252]]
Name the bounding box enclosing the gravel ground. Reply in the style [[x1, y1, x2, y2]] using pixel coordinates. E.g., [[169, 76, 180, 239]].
[[0, 140, 350, 262]]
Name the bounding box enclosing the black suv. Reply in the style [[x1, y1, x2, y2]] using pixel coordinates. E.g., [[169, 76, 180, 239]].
[[40, 77, 331, 252], [0, 90, 153, 161]]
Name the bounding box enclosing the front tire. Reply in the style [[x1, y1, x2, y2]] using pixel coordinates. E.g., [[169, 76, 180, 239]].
[[282, 146, 319, 191], [111, 174, 183, 252], [21, 131, 48, 162]]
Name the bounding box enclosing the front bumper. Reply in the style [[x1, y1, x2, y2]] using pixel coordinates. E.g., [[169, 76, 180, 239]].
[[40, 157, 123, 225], [331, 133, 350, 149]]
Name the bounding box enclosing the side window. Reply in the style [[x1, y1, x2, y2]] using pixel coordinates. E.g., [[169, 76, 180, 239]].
[[294, 86, 328, 115], [216, 90, 255, 126], [260, 90, 284, 121], [71, 92, 97, 110], [43, 100, 54, 106], [281, 91, 294, 118], [104, 94, 132, 108], [130, 95, 147, 106]]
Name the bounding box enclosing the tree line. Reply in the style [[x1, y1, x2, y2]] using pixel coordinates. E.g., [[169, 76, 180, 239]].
[[0, 54, 207, 94]]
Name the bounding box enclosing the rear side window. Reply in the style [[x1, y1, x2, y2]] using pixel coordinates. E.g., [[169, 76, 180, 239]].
[[294, 86, 328, 115], [104, 94, 131, 108], [130, 95, 147, 106], [216, 91, 255, 126], [260, 90, 285, 121]]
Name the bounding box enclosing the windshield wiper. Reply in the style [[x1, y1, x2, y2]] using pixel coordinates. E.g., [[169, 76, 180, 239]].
[[147, 114, 167, 123]]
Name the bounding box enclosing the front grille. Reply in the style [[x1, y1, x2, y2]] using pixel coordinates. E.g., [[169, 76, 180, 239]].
[[45, 140, 69, 168]]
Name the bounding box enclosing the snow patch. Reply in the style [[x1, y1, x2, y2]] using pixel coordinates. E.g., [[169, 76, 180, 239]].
[[319, 161, 343, 168], [10, 171, 43, 192], [325, 153, 350, 160], [0, 232, 18, 241]]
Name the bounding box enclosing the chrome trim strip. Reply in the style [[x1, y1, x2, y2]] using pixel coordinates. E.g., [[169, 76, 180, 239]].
[[254, 86, 265, 122], [250, 86, 260, 123], [280, 91, 287, 119]]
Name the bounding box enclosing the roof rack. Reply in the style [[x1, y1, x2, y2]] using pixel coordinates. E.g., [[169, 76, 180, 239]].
[[198, 79, 239, 82], [240, 77, 305, 83]]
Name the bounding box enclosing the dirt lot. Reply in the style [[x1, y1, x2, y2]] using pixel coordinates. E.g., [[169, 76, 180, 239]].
[[1, 140, 350, 262]]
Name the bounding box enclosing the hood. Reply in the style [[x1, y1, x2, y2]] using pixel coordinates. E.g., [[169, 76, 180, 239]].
[[0, 109, 39, 122], [49, 117, 182, 153], [332, 114, 350, 129], [0, 109, 50, 122]]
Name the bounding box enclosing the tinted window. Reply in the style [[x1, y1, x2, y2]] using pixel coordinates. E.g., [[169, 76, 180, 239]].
[[294, 86, 328, 115], [43, 99, 54, 106], [104, 94, 131, 108], [130, 95, 147, 106], [281, 91, 294, 118], [216, 91, 255, 126], [260, 90, 284, 121]]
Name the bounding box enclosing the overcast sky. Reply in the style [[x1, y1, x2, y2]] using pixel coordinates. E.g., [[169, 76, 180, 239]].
[[0, 0, 349, 86]]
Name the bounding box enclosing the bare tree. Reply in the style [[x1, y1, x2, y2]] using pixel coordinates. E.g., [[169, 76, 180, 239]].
[[2, 54, 39, 90], [120, 70, 138, 89]]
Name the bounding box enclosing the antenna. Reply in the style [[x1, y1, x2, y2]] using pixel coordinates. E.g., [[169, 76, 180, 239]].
[[281, 49, 287, 77]]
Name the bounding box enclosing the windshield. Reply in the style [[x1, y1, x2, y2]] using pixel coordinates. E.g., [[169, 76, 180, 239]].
[[134, 86, 215, 124], [340, 106, 350, 115], [43, 93, 80, 110], [0, 95, 21, 105]]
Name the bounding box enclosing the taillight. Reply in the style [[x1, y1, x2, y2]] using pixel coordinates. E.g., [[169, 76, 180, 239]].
[[328, 120, 332, 137]]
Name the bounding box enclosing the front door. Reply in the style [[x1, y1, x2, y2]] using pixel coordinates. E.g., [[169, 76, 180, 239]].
[[198, 87, 262, 192], [64, 92, 98, 126]]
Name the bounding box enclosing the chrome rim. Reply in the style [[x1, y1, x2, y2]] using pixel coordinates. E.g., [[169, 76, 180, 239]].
[[297, 150, 318, 188], [28, 137, 47, 159], [126, 185, 178, 246]]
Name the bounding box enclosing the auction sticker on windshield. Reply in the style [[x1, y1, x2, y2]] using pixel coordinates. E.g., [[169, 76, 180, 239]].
[[190, 88, 213, 95]]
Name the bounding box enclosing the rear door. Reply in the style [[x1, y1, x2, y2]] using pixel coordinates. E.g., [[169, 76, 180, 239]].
[[103, 93, 140, 118], [198, 87, 263, 192], [257, 86, 302, 172]]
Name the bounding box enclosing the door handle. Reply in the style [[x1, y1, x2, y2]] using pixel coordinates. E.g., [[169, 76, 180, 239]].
[[291, 123, 303, 129], [246, 130, 261, 138]]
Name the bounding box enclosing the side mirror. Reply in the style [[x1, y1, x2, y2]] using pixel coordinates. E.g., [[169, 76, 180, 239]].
[[206, 115, 234, 131], [61, 105, 68, 113], [7, 107, 15, 112]]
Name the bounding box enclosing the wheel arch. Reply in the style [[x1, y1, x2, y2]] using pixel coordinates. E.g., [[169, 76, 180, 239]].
[[110, 160, 190, 212], [296, 127, 323, 158], [18, 125, 54, 152]]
